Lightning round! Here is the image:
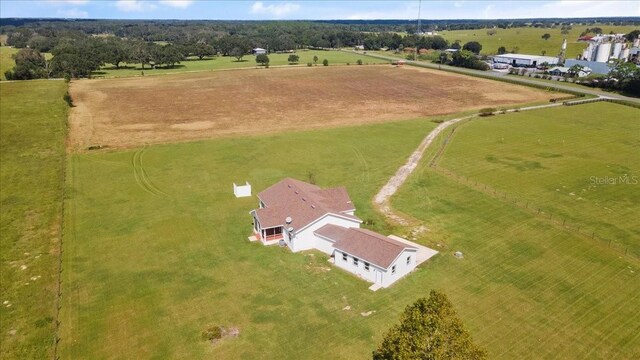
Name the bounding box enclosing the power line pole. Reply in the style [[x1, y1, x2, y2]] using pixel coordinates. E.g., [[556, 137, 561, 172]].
[[417, 0, 422, 34]]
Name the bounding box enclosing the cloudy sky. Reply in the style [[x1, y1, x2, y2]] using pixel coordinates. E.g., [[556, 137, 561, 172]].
[[1, 1, 638, 20]]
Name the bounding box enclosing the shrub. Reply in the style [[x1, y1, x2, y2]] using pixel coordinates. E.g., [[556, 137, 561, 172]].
[[63, 92, 74, 107], [478, 108, 496, 116], [307, 62, 312, 67], [346, 62, 350, 65], [322, 59, 329, 66], [202, 326, 223, 341], [357, 59, 363, 65]]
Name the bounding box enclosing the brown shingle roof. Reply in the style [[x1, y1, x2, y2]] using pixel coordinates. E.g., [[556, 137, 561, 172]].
[[254, 178, 360, 230], [315, 224, 416, 269]]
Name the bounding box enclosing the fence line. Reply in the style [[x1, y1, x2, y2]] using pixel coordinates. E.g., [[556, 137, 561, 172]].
[[428, 165, 639, 261]]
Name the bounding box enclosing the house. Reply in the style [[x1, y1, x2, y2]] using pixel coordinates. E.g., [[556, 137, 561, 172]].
[[250, 178, 429, 288], [253, 47, 267, 55], [547, 66, 591, 77], [315, 224, 417, 288], [493, 54, 559, 67]]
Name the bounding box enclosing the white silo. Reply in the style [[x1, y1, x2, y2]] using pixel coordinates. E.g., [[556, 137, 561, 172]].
[[620, 47, 630, 60], [612, 42, 623, 59], [595, 42, 612, 62]]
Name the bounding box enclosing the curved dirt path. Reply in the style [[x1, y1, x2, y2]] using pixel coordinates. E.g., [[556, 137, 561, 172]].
[[373, 100, 589, 226]]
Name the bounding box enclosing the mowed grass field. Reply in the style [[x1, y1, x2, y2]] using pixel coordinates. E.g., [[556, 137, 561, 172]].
[[391, 103, 640, 358], [439, 24, 639, 57], [60, 118, 440, 359], [436, 102, 640, 257], [0, 80, 68, 358], [93, 49, 387, 78], [61, 102, 639, 358], [0, 47, 19, 81], [69, 66, 558, 150]]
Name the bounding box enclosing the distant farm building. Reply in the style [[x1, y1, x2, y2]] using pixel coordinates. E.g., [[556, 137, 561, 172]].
[[493, 54, 559, 67], [252, 47, 267, 55], [354, 45, 364, 51], [548, 66, 591, 77], [249, 178, 437, 289]]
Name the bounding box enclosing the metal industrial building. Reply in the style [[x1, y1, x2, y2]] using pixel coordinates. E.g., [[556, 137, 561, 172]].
[[492, 54, 560, 67]]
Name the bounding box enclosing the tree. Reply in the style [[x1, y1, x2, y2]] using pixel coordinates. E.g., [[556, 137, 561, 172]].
[[450, 50, 489, 71], [313, 55, 318, 65], [497, 46, 507, 55], [287, 54, 299, 64], [451, 41, 461, 50], [608, 59, 640, 83], [568, 64, 584, 77], [462, 41, 482, 54], [4, 48, 47, 80], [103, 37, 131, 69], [322, 58, 329, 66], [625, 30, 640, 42], [230, 47, 245, 62], [131, 40, 152, 69], [542, 33, 551, 40], [192, 42, 215, 60], [372, 290, 486, 360], [256, 53, 270, 66], [356, 59, 363, 65], [49, 38, 105, 78]]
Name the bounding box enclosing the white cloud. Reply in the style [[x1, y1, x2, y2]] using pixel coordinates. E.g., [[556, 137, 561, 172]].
[[45, 0, 90, 5], [482, 4, 495, 19], [115, 0, 156, 12], [56, 7, 89, 17], [541, 0, 640, 17], [159, 0, 193, 9], [453, 1, 465, 8], [250, 1, 300, 18], [346, 2, 419, 20]]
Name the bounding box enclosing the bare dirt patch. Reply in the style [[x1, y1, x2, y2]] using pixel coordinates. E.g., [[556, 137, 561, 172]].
[[68, 66, 557, 151]]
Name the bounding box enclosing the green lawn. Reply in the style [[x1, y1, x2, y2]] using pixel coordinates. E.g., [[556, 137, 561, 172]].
[[60, 103, 639, 358], [0, 80, 68, 359], [439, 24, 639, 57], [93, 50, 387, 78], [392, 103, 640, 359], [436, 102, 640, 257], [0, 46, 19, 81], [60, 117, 440, 359]]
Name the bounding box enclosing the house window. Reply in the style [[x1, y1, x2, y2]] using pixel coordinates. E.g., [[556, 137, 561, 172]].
[[406, 256, 411, 265], [392, 265, 396, 274], [364, 262, 370, 271], [353, 257, 359, 266], [342, 252, 347, 261]]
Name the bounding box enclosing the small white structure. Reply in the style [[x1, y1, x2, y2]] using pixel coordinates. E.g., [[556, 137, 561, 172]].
[[253, 47, 267, 55], [249, 178, 436, 288], [233, 182, 252, 198], [493, 54, 559, 67]]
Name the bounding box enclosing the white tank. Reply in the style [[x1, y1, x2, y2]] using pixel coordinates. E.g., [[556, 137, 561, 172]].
[[612, 42, 623, 59], [634, 38, 640, 47], [595, 42, 612, 62], [620, 48, 630, 60], [583, 43, 595, 61]]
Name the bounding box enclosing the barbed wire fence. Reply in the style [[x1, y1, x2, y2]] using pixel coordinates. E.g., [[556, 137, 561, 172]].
[[427, 122, 638, 262]]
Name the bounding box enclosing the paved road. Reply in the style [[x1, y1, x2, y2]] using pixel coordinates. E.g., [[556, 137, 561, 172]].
[[357, 51, 640, 104]]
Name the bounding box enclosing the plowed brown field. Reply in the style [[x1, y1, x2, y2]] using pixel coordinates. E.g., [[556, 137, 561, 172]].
[[69, 66, 557, 150]]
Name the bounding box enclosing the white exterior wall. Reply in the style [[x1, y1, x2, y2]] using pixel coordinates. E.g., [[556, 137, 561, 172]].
[[333, 250, 379, 284], [381, 249, 418, 288], [315, 236, 336, 255], [289, 215, 360, 253], [333, 248, 418, 288]]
